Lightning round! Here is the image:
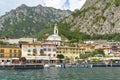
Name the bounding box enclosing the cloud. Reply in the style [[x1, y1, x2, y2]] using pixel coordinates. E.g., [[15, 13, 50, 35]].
[[42, 0, 86, 11], [62, 0, 70, 10], [0, 0, 86, 16], [69, 0, 86, 11], [42, 0, 66, 9]]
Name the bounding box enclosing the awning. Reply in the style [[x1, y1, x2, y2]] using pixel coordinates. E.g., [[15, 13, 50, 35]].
[[26, 56, 58, 60]]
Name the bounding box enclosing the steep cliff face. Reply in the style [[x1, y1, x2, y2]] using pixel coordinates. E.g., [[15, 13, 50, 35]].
[[0, 4, 71, 38], [60, 0, 120, 35]]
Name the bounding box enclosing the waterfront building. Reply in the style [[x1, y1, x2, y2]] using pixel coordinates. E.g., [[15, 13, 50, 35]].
[[21, 42, 58, 63], [42, 42, 58, 63], [42, 42, 56, 57], [21, 42, 43, 57], [102, 45, 119, 56], [114, 52, 120, 57], [56, 46, 82, 61], [78, 44, 95, 52], [21, 42, 44, 63], [0, 38, 37, 44], [0, 45, 21, 62]]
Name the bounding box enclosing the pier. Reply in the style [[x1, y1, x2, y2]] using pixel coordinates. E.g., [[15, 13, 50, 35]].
[[0, 64, 44, 69], [92, 63, 120, 67]]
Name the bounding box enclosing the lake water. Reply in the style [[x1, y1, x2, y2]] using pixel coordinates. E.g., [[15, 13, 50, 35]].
[[0, 67, 120, 80]]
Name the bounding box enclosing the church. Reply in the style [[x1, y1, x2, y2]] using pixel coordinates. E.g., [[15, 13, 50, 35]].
[[47, 24, 64, 46]]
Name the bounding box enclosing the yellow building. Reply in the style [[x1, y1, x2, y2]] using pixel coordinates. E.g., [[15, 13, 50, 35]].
[[56, 46, 83, 60], [0, 45, 21, 59], [78, 44, 95, 52]]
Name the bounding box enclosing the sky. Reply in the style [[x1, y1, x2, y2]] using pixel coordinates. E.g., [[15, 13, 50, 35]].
[[0, 0, 86, 16]]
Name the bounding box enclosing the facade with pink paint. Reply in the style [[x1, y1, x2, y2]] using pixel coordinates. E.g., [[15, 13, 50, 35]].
[[42, 42, 56, 58]]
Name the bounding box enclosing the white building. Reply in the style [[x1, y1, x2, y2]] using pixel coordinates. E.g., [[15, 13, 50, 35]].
[[21, 42, 43, 57], [1, 38, 37, 44], [21, 42, 58, 62]]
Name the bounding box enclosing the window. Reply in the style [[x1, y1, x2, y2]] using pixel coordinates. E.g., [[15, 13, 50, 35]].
[[44, 48, 47, 51], [18, 50, 21, 54], [14, 54, 16, 57], [9, 54, 12, 58], [9, 50, 12, 53], [0, 49, 4, 53], [40, 49, 44, 54], [28, 49, 31, 52], [33, 49, 37, 53], [48, 48, 51, 51], [48, 54, 51, 56], [14, 50, 16, 53], [34, 45, 36, 47], [0, 54, 4, 58], [76, 52, 78, 54], [53, 54, 56, 57]]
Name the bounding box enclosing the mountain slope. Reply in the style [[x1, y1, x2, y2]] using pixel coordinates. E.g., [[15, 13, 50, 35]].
[[59, 0, 120, 35], [0, 4, 71, 38]]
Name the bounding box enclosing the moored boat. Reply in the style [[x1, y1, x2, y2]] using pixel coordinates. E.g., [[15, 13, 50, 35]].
[[44, 64, 50, 69]]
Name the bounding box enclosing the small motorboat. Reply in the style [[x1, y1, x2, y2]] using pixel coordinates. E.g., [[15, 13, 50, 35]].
[[55, 64, 62, 67], [44, 64, 50, 69]]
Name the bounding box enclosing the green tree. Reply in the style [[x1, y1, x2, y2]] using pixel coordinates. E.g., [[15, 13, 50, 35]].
[[92, 49, 105, 57], [57, 54, 64, 59], [57, 54, 64, 63], [80, 53, 91, 59], [65, 57, 70, 63], [0, 41, 9, 45], [80, 49, 105, 59]]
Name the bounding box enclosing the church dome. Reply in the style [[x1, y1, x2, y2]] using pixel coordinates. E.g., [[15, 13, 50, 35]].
[[47, 34, 61, 41], [47, 24, 61, 41]]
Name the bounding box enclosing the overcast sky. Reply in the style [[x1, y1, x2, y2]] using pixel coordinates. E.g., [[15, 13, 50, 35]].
[[0, 0, 86, 16]]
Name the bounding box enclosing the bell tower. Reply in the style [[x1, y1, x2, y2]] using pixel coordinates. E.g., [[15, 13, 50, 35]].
[[54, 23, 58, 35]]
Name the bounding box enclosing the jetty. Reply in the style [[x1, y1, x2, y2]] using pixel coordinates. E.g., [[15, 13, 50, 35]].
[[0, 64, 44, 70]]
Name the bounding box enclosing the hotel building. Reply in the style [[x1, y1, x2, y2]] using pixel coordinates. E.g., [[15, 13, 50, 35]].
[[0, 45, 21, 62], [56, 46, 83, 61]]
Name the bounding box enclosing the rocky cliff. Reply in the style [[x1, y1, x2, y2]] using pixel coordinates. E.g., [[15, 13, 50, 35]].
[[60, 0, 120, 35]]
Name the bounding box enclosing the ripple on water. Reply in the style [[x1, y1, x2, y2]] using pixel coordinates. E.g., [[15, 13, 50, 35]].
[[0, 67, 120, 80]]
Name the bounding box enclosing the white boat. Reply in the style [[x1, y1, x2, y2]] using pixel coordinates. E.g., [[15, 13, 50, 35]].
[[55, 64, 62, 67], [44, 64, 50, 69]]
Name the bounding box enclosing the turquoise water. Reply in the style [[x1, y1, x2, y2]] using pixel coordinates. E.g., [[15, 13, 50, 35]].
[[0, 67, 120, 80]]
